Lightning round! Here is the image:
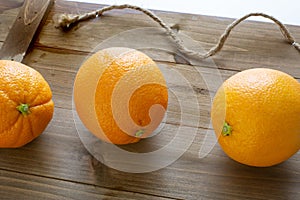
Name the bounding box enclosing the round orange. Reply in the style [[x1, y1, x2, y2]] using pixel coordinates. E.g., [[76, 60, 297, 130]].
[[73, 47, 168, 145], [0, 60, 54, 148], [211, 68, 300, 167]]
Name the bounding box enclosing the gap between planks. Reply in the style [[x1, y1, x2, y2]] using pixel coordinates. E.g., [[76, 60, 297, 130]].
[[0, 168, 180, 200]]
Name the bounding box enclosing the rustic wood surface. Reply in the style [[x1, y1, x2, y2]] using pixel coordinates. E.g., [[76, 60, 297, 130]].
[[0, 0, 24, 47], [0, 0, 300, 199], [0, 0, 53, 61]]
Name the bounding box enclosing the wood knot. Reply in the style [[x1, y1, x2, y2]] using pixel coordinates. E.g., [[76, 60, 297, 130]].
[[192, 86, 209, 95]]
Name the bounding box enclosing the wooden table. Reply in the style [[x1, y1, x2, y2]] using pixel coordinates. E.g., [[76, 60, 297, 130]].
[[1, 1, 300, 199]]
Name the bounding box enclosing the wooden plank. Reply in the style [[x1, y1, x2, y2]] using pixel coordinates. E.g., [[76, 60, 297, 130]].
[[0, 169, 173, 200], [0, 0, 23, 12], [0, 0, 53, 61], [0, 0, 24, 41]]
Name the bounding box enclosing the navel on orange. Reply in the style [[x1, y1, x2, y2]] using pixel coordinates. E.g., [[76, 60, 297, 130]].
[[0, 60, 54, 148], [73, 47, 168, 145], [211, 68, 300, 167]]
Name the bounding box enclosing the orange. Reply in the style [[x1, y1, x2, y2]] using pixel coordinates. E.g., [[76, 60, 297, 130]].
[[0, 60, 54, 148], [211, 68, 300, 167], [73, 47, 168, 145]]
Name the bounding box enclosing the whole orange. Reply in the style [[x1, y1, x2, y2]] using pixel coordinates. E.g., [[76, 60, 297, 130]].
[[73, 47, 168, 145], [0, 60, 54, 148], [211, 68, 300, 167]]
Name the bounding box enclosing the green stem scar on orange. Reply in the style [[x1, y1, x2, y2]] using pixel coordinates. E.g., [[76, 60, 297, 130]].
[[135, 129, 145, 137], [17, 103, 30, 115], [222, 122, 232, 136], [0, 60, 54, 148]]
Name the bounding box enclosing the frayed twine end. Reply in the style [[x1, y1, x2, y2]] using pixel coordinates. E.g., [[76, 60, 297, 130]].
[[292, 42, 300, 51], [55, 14, 79, 29]]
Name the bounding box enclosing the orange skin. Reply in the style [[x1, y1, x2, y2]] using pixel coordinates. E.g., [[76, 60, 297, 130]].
[[211, 68, 300, 167], [0, 60, 54, 148], [74, 47, 168, 145]]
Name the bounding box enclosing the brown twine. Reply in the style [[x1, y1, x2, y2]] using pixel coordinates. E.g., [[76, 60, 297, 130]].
[[56, 4, 300, 59]]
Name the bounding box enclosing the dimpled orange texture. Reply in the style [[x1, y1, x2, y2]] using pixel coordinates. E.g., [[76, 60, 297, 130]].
[[211, 68, 300, 167], [74, 47, 168, 145], [0, 60, 54, 148]]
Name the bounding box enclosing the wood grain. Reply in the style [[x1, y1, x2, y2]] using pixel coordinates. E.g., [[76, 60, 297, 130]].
[[45, 1, 300, 77], [0, 0, 299, 199], [0, 0, 53, 61], [0, 169, 173, 200], [0, 0, 23, 42]]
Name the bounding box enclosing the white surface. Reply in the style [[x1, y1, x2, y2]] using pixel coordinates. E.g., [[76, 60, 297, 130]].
[[71, 0, 300, 25]]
